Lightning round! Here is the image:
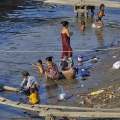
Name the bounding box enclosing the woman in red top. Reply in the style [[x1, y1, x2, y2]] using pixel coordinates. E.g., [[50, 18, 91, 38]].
[[61, 21, 72, 59]]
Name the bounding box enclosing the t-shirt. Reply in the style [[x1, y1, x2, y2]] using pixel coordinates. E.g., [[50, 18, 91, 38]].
[[21, 76, 39, 89]]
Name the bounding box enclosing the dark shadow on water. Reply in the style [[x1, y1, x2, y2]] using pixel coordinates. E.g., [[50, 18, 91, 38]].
[[0, 0, 24, 11]]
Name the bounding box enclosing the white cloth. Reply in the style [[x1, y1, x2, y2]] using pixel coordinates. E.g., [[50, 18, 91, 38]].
[[92, 23, 102, 29], [21, 76, 39, 89], [112, 61, 120, 69]]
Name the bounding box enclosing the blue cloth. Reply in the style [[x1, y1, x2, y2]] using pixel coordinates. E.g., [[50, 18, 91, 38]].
[[75, 63, 91, 80]]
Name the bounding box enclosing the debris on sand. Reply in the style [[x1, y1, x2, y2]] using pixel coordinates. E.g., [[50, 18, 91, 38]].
[[89, 89, 104, 96], [79, 85, 120, 108]]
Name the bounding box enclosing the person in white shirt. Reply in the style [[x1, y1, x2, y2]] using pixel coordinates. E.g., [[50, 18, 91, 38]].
[[20, 71, 39, 95]]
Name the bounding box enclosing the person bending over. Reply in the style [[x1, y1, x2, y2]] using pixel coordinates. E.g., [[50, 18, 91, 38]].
[[20, 71, 39, 96]]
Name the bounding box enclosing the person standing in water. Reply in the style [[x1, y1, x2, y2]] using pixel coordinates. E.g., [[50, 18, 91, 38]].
[[97, 4, 105, 21], [61, 21, 72, 59], [80, 21, 85, 32]]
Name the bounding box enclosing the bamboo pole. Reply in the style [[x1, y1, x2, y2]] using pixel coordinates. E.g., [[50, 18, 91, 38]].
[[3, 86, 19, 92], [0, 84, 18, 92], [36, 104, 120, 112], [38, 110, 120, 118], [0, 96, 120, 118]]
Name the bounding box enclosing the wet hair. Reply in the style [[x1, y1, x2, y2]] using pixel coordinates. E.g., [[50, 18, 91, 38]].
[[100, 4, 105, 9], [37, 59, 42, 64], [61, 21, 69, 27], [81, 21, 85, 25], [22, 71, 30, 77], [60, 60, 68, 70], [46, 56, 53, 62]]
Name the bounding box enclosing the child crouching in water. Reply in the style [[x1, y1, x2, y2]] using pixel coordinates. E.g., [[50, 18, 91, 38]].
[[29, 87, 40, 105], [32, 59, 44, 77]]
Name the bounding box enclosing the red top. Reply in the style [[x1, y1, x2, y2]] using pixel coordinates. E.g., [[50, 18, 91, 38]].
[[61, 33, 72, 58]]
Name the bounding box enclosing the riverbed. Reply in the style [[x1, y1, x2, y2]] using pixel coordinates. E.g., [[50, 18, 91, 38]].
[[0, 0, 120, 119]]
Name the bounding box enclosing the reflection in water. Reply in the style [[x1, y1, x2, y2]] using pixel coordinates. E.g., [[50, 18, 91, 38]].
[[44, 79, 58, 102], [95, 28, 104, 48]]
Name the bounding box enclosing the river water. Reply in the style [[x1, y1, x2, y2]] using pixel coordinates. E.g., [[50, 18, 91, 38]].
[[0, 0, 120, 119]]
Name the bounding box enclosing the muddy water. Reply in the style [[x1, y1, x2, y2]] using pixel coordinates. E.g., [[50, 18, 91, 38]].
[[0, 0, 120, 119]]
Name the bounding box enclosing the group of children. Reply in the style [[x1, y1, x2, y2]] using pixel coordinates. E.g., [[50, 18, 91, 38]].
[[20, 55, 96, 105], [20, 53, 100, 104], [33, 55, 95, 81]]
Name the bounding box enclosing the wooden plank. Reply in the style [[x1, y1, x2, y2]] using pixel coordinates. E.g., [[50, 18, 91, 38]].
[[36, 104, 120, 112], [38, 110, 120, 118], [1, 96, 120, 112], [0, 96, 43, 112], [0, 84, 18, 92], [0, 96, 120, 118], [3, 86, 19, 92]]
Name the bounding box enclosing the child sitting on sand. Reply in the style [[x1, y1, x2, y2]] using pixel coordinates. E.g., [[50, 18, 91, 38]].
[[29, 87, 40, 105]]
